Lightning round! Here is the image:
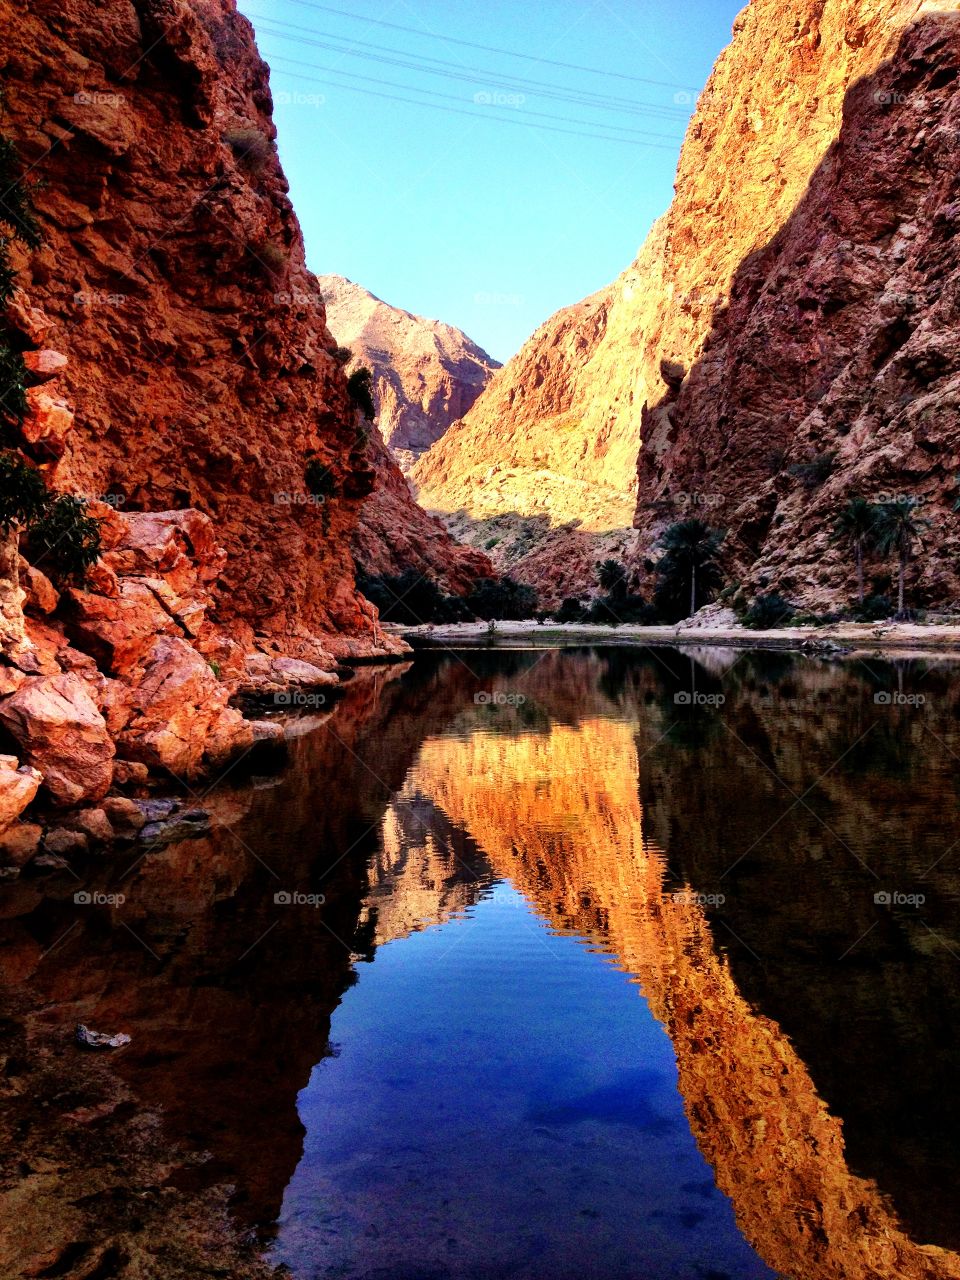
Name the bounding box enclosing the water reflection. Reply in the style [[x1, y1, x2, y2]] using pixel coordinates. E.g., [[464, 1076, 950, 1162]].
[[3, 650, 960, 1279]]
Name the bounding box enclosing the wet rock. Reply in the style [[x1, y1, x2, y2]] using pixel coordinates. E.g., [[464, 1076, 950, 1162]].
[[0, 821, 43, 867], [101, 795, 147, 836], [64, 807, 115, 845], [75, 1023, 131, 1050], [0, 755, 42, 832], [140, 809, 212, 845], [0, 672, 115, 805], [43, 827, 89, 858]]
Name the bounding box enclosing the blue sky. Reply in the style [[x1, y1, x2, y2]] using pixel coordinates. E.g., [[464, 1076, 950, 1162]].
[[237, 0, 744, 362]]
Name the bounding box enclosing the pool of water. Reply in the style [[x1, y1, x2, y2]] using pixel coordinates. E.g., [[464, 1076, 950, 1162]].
[[5, 646, 960, 1280]]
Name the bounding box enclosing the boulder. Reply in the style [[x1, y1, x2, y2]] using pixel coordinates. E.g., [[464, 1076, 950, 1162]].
[[0, 821, 43, 867], [19, 560, 59, 616], [101, 795, 147, 836], [63, 579, 179, 675], [0, 672, 115, 805], [0, 755, 42, 833], [64, 806, 115, 844], [22, 348, 68, 382], [21, 387, 74, 458], [43, 827, 89, 857], [118, 636, 253, 777]]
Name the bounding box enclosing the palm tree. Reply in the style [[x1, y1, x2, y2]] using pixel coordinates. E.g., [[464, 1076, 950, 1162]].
[[874, 497, 926, 618], [833, 497, 881, 605], [655, 519, 725, 618]]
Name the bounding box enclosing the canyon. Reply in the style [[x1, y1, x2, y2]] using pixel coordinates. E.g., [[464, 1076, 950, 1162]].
[[0, 0, 492, 850], [413, 0, 960, 610]]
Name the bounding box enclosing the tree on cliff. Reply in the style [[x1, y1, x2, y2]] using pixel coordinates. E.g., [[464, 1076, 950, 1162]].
[[0, 116, 100, 653], [873, 497, 926, 618], [833, 497, 882, 605], [654, 519, 725, 621]]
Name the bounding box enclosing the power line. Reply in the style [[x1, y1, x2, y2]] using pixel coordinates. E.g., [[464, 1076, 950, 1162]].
[[267, 58, 683, 147], [247, 13, 692, 121], [269, 54, 685, 142], [256, 0, 700, 92]]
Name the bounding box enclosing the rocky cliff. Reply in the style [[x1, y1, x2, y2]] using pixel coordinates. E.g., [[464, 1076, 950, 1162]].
[[0, 0, 486, 836], [414, 0, 960, 610], [318, 274, 500, 471]]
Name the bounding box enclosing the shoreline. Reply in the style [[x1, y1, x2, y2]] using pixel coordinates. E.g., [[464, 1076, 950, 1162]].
[[394, 619, 960, 661]]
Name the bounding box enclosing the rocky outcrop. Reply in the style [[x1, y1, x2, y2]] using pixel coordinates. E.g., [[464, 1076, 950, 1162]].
[[0, 672, 114, 806], [0, 0, 503, 824], [353, 426, 495, 592], [414, 0, 960, 609], [318, 275, 500, 471]]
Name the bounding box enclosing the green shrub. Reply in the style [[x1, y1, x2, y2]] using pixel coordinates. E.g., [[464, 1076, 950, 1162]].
[[25, 493, 101, 583], [484, 536, 500, 550], [223, 127, 274, 173], [254, 241, 287, 274], [743, 592, 795, 629], [854, 593, 893, 622], [554, 597, 588, 623], [0, 453, 47, 532], [355, 567, 469, 625], [464, 576, 538, 621], [347, 367, 376, 421]]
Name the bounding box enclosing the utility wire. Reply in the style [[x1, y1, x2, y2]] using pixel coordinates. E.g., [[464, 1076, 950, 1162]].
[[269, 54, 685, 142], [253, 0, 700, 91], [247, 13, 693, 120], [267, 58, 683, 147]]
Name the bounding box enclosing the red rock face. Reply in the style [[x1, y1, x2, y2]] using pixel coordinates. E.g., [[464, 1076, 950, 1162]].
[[0, 0, 470, 652], [635, 8, 960, 609], [415, 0, 960, 609], [318, 275, 501, 470]]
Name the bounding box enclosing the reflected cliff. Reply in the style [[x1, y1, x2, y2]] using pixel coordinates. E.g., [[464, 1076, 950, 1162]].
[[4, 650, 960, 1279], [352, 650, 960, 1279]]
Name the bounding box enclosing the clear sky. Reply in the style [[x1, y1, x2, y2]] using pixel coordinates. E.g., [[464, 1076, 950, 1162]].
[[236, 0, 744, 362]]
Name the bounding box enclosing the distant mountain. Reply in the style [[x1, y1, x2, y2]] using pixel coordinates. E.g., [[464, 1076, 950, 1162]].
[[317, 275, 500, 471]]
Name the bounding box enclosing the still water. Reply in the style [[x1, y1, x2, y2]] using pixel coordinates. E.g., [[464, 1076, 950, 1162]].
[[5, 647, 960, 1280]]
